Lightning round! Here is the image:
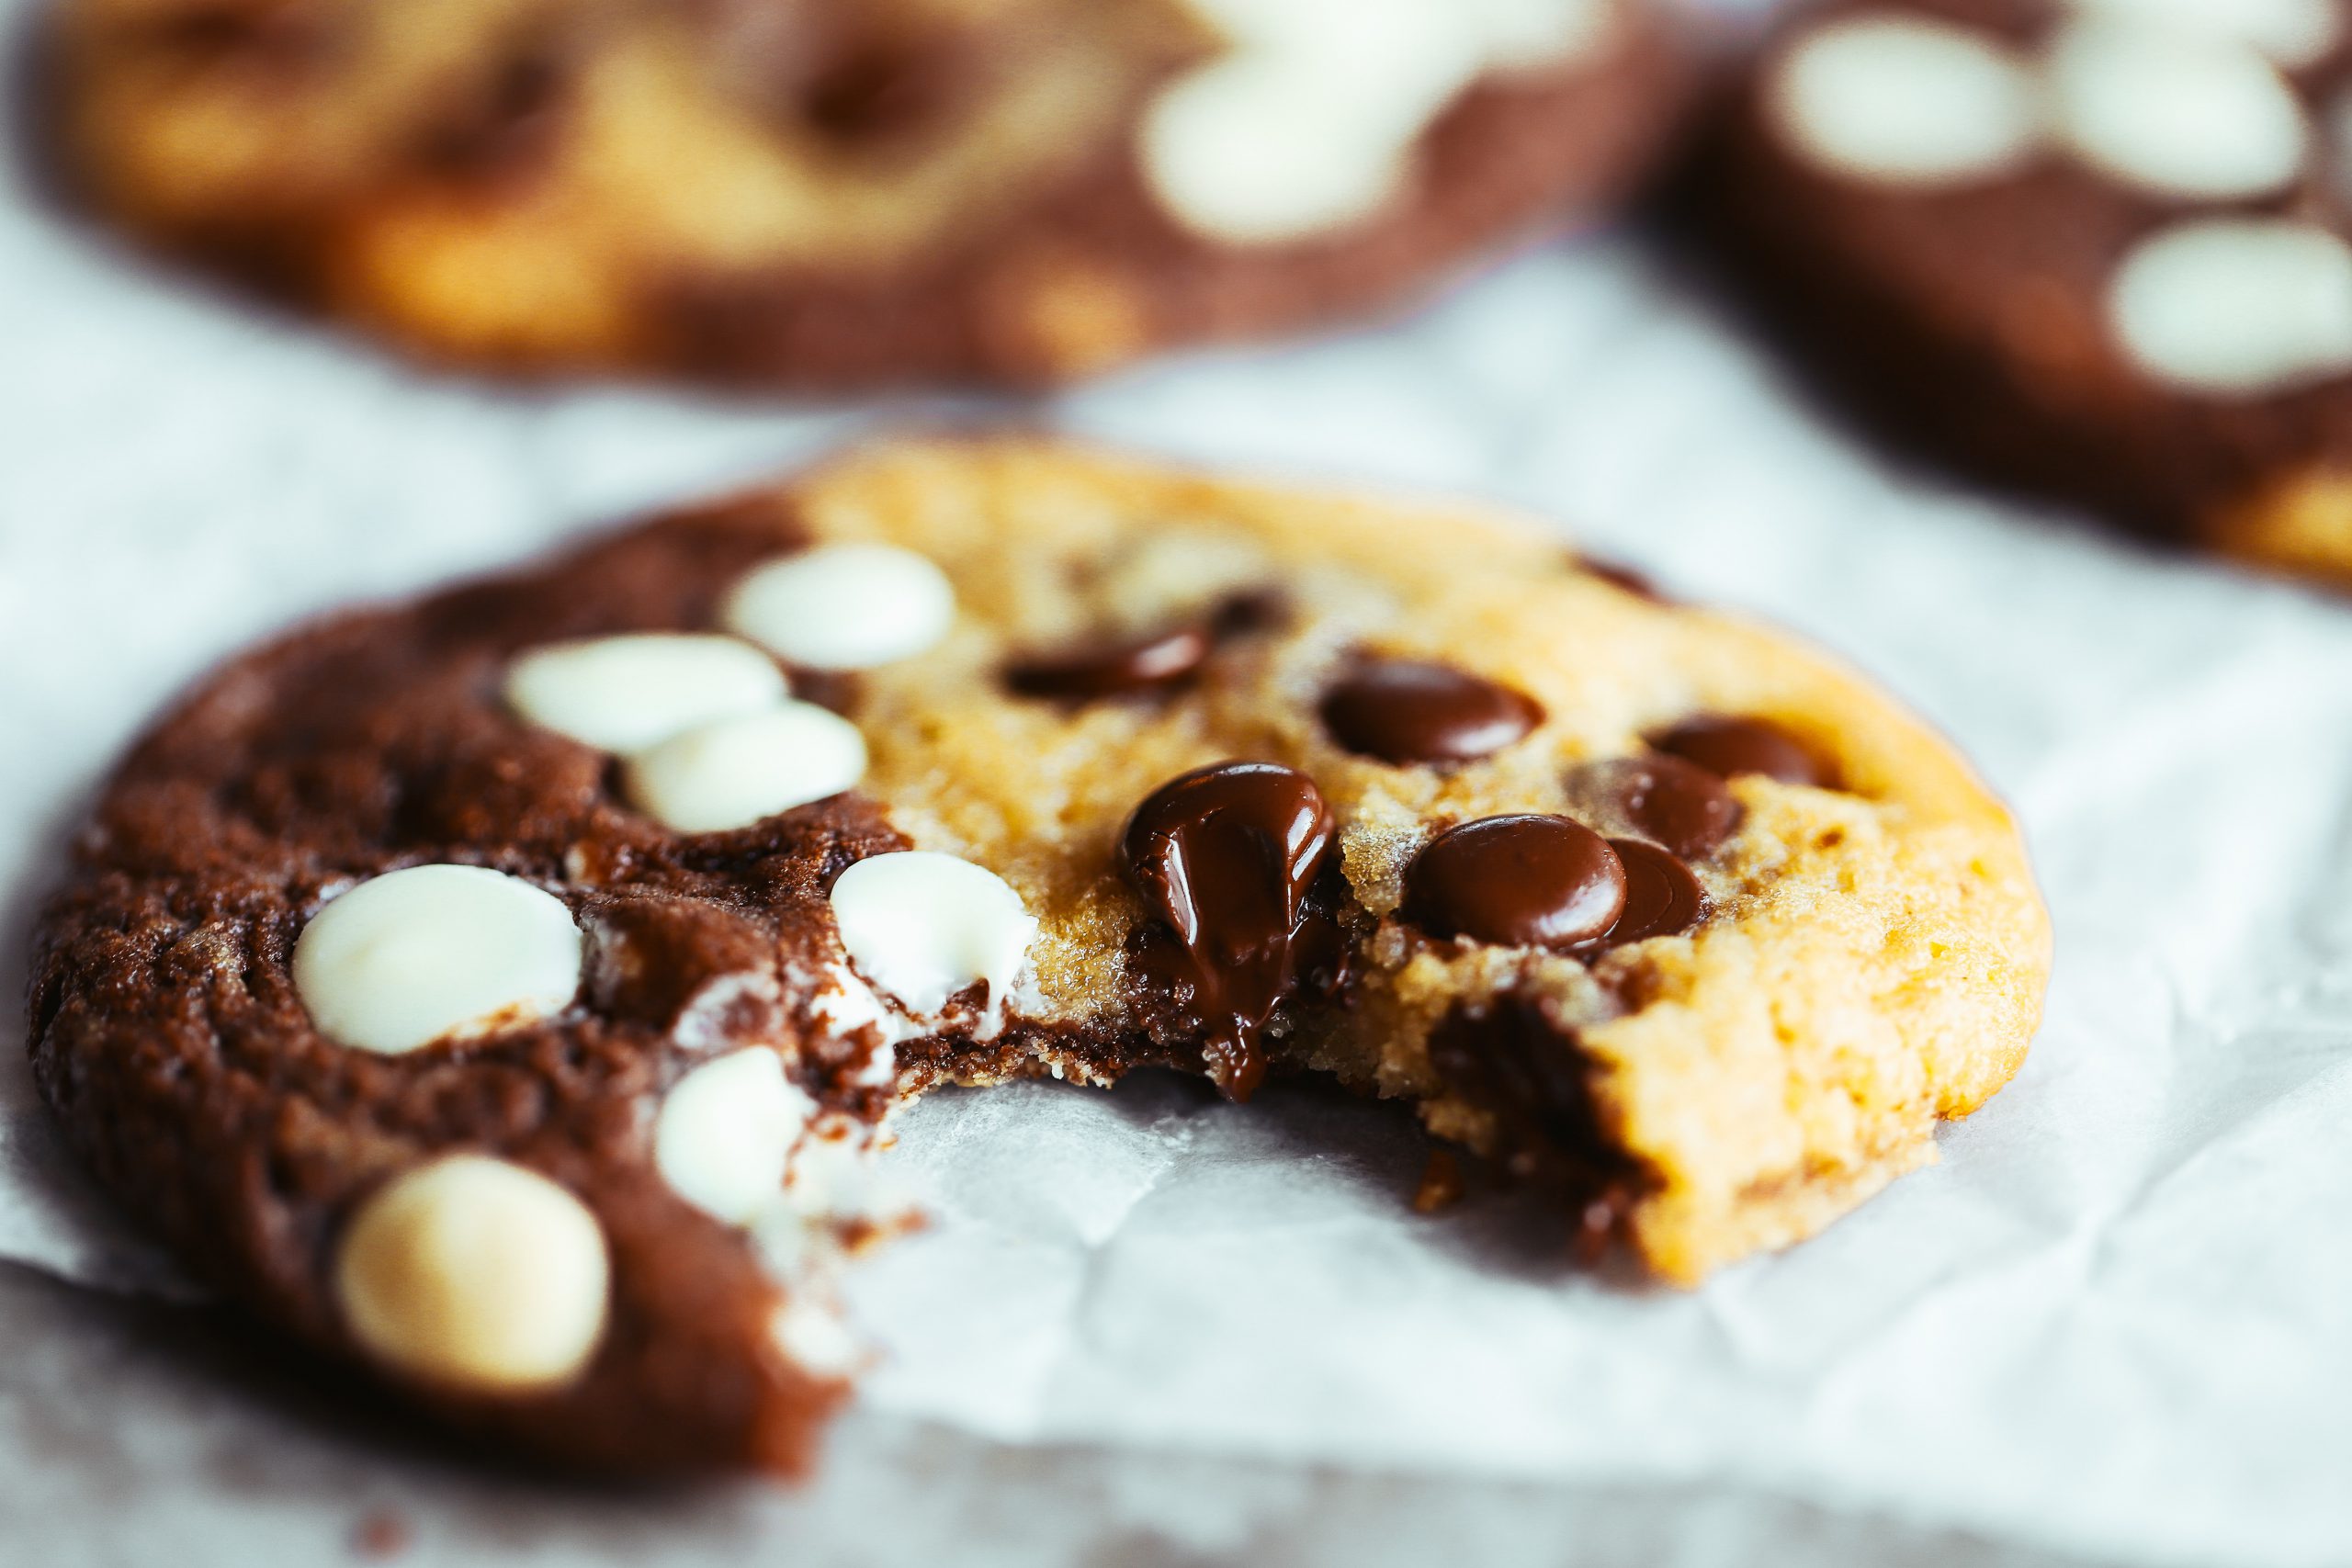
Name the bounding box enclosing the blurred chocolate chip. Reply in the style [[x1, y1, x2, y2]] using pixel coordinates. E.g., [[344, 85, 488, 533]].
[[414, 48, 569, 180], [1570, 754, 1740, 858], [1651, 715, 1836, 788], [143, 2, 324, 65], [1320, 657, 1544, 765], [1119, 761, 1337, 1100], [1580, 557, 1668, 603], [1602, 839, 1704, 944], [1007, 624, 1210, 700], [1403, 815, 1626, 950], [797, 28, 976, 145]]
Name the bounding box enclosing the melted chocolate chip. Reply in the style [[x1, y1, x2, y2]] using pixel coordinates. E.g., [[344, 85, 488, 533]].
[[1006, 624, 1210, 700], [1427, 996, 1637, 1201], [1571, 754, 1740, 858], [1651, 716, 1836, 788], [1402, 816, 1626, 950], [1602, 839, 1705, 944], [1320, 658, 1544, 765], [1119, 762, 1338, 1100]]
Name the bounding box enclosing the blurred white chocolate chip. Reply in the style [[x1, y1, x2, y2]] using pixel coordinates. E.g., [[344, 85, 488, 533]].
[[293, 865, 582, 1055], [335, 1156, 608, 1393], [1770, 15, 2040, 186], [1143, 0, 1611, 243], [2110, 219, 2352, 394], [2064, 0, 2339, 68], [504, 634, 786, 753], [1140, 55, 1425, 244], [654, 1049, 812, 1225], [2049, 18, 2306, 198], [828, 852, 1037, 1016], [623, 702, 867, 833], [722, 544, 955, 671]]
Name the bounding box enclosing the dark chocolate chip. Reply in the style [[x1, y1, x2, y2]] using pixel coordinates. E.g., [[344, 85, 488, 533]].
[[1402, 816, 1626, 950], [1427, 995, 1636, 1199], [1572, 754, 1741, 858], [1006, 624, 1210, 700], [1651, 716, 1836, 788], [1119, 761, 1338, 1100], [1602, 839, 1705, 944], [798, 31, 973, 144], [1581, 557, 1668, 603], [1320, 658, 1544, 765], [413, 49, 569, 180]]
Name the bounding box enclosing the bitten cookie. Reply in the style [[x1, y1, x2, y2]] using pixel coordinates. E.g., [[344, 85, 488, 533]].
[[50, 0, 1689, 387], [28, 438, 2049, 1473], [1700, 0, 2352, 590]]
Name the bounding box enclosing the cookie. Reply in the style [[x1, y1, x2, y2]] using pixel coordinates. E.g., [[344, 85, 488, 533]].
[[50, 0, 1690, 387], [1696, 0, 2352, 590], [28, 438, 2049, 1473]]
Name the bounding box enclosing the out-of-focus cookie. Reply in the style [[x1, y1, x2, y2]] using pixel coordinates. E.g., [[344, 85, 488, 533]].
[[1701, 0, 2352, 589], [51, 0, 1690, 386], [28, 438, 2047, 1473]]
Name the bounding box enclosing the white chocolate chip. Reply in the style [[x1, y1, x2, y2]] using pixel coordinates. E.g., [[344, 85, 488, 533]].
[[1145, 0, 1611, 243], [2064, 0, 2340, 68], [2049, 19, 2306, 198], [293, 865, 582, 1056], [335, 1156, 608, 1393], [654, 1049, 812, 1225], [722, 545, 955, 671], [504, 634, 786, 754], [828, 852, 1037, 1017], [2110, 219, 2352, 395], [623, 701, 867, 833], [1468, 0, 1612, 70], [1770, 15, 2041, 186], [1140, 56, 1423, 244]]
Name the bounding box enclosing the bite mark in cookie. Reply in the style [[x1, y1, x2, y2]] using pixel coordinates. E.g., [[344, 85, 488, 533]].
[[28, 439, 2049, 1472]]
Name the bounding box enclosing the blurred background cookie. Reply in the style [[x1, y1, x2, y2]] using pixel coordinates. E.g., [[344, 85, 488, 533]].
[[49, 0, 1691, 387], [1695, 0, 2352, 590]]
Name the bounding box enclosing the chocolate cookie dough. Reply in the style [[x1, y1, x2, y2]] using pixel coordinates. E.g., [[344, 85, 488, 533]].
[[51, 0, 1690, 387], [1698, 0, 2352, 591], [27, 438, 2050, 1474]]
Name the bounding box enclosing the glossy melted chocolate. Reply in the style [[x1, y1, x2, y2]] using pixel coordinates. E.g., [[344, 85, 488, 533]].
[[1119, 761, 1338, 1100]]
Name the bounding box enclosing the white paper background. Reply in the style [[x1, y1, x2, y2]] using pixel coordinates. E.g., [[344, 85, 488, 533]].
[[7, 5, 2352, 1562]]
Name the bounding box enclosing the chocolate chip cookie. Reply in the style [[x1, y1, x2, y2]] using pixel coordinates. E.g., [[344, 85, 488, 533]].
[[28, 438, 2049, 1473], [1699, 0, 2352, 590], [51, 0, 1690, 387]]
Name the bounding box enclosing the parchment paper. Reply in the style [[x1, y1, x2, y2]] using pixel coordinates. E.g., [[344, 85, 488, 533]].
[[6, 8, 2352, 1562]]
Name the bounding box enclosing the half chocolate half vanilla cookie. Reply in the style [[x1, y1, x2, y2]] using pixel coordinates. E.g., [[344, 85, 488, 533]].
[[1697, 0, 2352, 590], [49, 0, 1690, 386], [28, 439, 2050, 1472]]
